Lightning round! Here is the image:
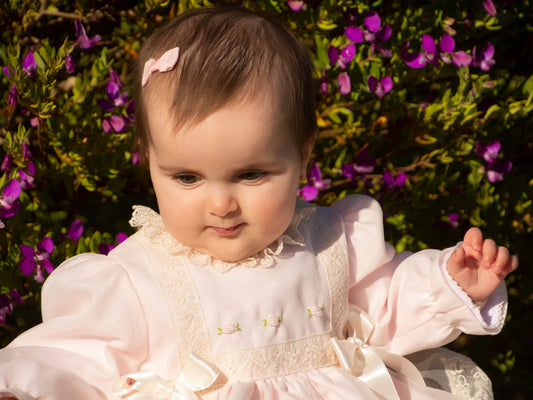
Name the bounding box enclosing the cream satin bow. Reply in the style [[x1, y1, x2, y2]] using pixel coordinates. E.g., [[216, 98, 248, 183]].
[[113, 353, 220, 400], [331, 307, 426, 400]]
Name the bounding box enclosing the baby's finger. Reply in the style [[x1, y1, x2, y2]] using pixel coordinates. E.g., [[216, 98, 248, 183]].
[[482, 239, 497, 268], [492, 246, 510, 277], [464, 227, 483, 251], [497, 253, 519, 277]]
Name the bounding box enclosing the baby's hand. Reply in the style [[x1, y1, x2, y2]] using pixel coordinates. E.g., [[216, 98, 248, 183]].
[[447, 227, 518, 303]]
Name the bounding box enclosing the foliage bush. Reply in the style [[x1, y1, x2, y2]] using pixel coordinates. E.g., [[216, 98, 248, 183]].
[[0, 0, 531, 397]]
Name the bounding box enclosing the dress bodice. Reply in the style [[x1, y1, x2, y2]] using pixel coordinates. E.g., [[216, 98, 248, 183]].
[[130, 202, 350, 384]]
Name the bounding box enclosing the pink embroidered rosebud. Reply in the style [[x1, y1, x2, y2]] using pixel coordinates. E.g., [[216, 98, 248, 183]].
[[263, 315, 282, 327], [217, 323, 241, 335], [141, 47, 180, 87]]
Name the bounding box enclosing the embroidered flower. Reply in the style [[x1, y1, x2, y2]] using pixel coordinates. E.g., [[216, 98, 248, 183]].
[[263, 315, 283, 327], [307, 306, 324, 317], [217, 323, 241, 335]]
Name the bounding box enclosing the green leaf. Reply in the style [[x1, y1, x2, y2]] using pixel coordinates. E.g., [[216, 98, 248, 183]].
[[316, 19, 337, 31], [33, 52, 45, 71], [484, 104, 501, 120], [523, 74, 533, 96]]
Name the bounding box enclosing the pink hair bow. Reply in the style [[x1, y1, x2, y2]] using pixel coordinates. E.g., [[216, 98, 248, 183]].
[[142, 47, 180, 87]]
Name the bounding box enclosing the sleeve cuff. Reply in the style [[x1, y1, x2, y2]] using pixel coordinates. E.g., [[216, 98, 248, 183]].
[[438, 246, 508, 334]]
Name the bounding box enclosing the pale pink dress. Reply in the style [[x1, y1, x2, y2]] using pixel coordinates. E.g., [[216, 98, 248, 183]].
[[0, 195, 506, 399]]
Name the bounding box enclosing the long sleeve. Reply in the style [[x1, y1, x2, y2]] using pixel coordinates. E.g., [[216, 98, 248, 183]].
[[332, 194, 507, 355], [0, 252, 149, 399]]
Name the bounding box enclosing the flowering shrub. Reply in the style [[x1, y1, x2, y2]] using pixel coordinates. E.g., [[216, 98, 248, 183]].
[[0, 0, 531, 397]]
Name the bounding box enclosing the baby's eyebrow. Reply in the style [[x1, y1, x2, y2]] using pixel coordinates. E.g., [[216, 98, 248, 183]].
[[157, 164, 198, 174]]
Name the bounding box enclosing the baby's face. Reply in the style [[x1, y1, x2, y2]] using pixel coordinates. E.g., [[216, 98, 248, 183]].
[[146, 94, 305, 262]]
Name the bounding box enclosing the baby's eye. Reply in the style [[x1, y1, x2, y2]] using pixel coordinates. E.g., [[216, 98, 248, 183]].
[[173, 174, 200, 186], [238, 171, 267, 182]]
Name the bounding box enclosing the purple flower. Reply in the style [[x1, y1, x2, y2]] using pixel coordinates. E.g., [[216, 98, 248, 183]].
[[102, 115, 126, 133], [97, 72, 129, 111], [341, 148, 376, 183], [320, 72, 329, 95], [97, 70, 132, 133], [288, 0, 304, 11], [30, 117, 40, 127], [476, 141, 501, 163], [345, 11, 392, 57], [328, 44, 356, 70], [75, 20, 101, 49], [18, 161, 35, 189], [403, 33, 472, 68], [65, 53, 76, 73], [487, 160, 512, 182], [368, 75, 393, 99], [1, 153, 13, 172], [338, 72, 351, 94], [476, 141, 512, 182], [0, 290, 23, 325], [447, 213, 460, 229], [383, 171, 406, 190], [483, 0, 497, 17], [438, 34, 458, 65], [22, 52, 37, 77], [126, 100, 135, 118], [298, 162, 330, 201], [2, 66, 11, 77], [65, 219, 84, 242], [452, 51, 473, 67], [0, 179, 21, 220], [22, 142, 32, 160], [7, 84, 18, 107], [328, 45, 340, 65], [404, 34, 438, 68], [405, 34, 474, 69], [472, 43, 495, 71], [20, 237, 55, 283], [99, 232, 128, 255]]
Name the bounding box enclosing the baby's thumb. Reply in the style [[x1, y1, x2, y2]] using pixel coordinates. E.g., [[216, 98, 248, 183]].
[[447, 246, 466, 276]]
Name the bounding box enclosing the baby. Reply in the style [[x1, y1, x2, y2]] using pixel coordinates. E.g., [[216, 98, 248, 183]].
[[0, 6, 517, 400]]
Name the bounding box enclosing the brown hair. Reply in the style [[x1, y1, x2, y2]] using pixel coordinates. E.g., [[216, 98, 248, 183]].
[[133, 6, 317, 162]]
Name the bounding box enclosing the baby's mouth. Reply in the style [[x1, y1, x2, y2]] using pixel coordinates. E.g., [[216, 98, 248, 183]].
[[209, 223, 245, 236]]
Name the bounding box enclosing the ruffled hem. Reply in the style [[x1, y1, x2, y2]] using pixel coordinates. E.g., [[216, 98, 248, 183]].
[[129, 200, 315, 273], [205, 354, 490, 400]]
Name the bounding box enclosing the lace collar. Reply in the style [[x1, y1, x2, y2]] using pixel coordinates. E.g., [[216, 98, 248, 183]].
[[129, 200, 315, 273]]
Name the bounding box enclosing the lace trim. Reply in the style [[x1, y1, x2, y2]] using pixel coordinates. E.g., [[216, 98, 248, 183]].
[[129, 203, 315, 273], [133, 233, 212, 368], [408, 348, 493, 400], [214, 333, 338, 382], [315, 210, 349, 339]]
